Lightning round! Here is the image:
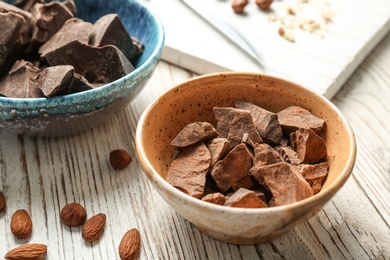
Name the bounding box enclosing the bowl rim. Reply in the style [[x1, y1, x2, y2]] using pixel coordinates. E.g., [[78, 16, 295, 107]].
[[0, 0, 165, 109], [136, 71, 357, 214]]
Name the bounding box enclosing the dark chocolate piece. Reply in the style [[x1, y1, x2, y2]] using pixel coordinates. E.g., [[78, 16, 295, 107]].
[[42, 40, 135, 83], [39, 18, 93, 57], [89, 13, 139, 64], [0, 4, 32, 76], [0, 60, 43, 98], [13, 0, 43, 11], [36, 65, 74, 97], [29, 1, 74, 50]]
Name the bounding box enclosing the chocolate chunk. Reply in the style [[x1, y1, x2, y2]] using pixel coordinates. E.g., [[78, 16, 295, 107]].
[[206, 138, 231, 167], [231, 175, 259, 192], [62, 0, 77, 15], [39, 18, 93, 57], [277, 106, 326, 137], [0, 5, 32, 76], [276, 146, 301, 165], [224, 188, 268, 208], [235, 101, 283, 144], [297, 162, 329, 194], [89, 13, 139, 64], [68, 73, 101, 93], [29, 2, 74, 50], [253, 143, 284, 166], [251, 162, 314, 206], [213, 107, 262, 147], [0, 60, 43, 98], [201, 192, 228, 205], [290, 128, 327, 164], [13, 0, 43, 11], [211, 143, 253, 193], [166, 142, 211, 199], [171, 122, 218, 148], [41, 40, 134, 83], [36, 65, 74, 97], [131, 36, 145, 58]]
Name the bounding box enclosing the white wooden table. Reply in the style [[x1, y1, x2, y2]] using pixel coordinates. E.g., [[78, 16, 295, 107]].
[[0, 34, 389, 260]]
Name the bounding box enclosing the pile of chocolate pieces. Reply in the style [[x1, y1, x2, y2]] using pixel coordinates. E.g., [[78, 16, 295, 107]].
[[0, 0, 143, 98], [167, 102, 329, 208]]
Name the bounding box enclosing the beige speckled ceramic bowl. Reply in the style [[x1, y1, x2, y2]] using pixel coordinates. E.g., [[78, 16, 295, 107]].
[[135, 72, 356, 244]]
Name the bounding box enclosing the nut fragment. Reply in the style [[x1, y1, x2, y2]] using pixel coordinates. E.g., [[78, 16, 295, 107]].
[[0, 191, 6, 212], [119, 228, 141, 260], [10, 209, 33, 238], [82, 213, 106, 242], [5, 243, 47, 260], [60, 202, 87, 227], [110, 149, 132, 170]]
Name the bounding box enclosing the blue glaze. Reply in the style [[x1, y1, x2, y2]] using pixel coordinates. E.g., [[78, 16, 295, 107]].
[[0, 0, 165, 123]]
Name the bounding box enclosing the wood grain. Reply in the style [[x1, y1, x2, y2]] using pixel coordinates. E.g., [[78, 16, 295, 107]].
[[0, 34, 389, 260]]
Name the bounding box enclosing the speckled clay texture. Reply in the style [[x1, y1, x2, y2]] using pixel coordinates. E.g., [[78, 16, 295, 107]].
[[136, 72, 356, 244], [0, 0, 164, 136]]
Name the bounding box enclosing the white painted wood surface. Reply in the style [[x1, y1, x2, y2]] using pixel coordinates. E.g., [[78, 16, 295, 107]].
[[0, 32, 389, 260], [143, 0, 390, 99]]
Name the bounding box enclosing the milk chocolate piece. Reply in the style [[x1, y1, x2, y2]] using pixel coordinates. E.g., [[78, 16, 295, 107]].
[[39, 18, 93, 57], [211, 143, 253, 193], [235, 101, 283, 144], [224, 188, 268, 208], [0, 60, 43, 98], [253, 143, 284, 166], [251, 162, 314, 206], [36, 65, 74, 97], [277, 106, 326, 137], [276, 146, 301, 165], [30, 2, 74, 50], [42, 40, 135, 83], [0, 5, 32, 76], [213, 107, 262, 147], [206, 138, 231, 166], [201, 192, 227, 205], [231, 175, 259, 192], [297, 162, 329, 194], [290, 128, 327, 164], [166, 142, 211, 199], [171, 122, 218, 148], [89, 13, 139, 64]]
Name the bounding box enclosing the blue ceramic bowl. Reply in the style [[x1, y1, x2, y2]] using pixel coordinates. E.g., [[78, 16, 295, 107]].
[[0, 0, 164, 136]]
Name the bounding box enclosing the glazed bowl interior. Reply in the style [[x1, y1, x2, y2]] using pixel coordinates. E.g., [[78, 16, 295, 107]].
[[0, 0, 164, 136], [136, 72, 356, 244]]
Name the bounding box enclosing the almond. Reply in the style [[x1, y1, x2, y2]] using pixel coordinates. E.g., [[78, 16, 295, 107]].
[[10, 209, 33, 238], [0, 191, 6, 212], [60, 202, 87, 227], [5, 243, 47, 260], [82, 213, 106, 242], [118, 228, 141, 260], [109, 149, 132, 169]]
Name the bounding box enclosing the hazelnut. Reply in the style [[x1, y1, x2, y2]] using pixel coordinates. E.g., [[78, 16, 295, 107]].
[[60, 202, 87, 226], [109, 149, 132, 170], [255, 0, 273, 10]]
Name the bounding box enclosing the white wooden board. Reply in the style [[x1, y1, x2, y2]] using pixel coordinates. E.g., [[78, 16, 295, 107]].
[[142, 0, 390, 99]]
